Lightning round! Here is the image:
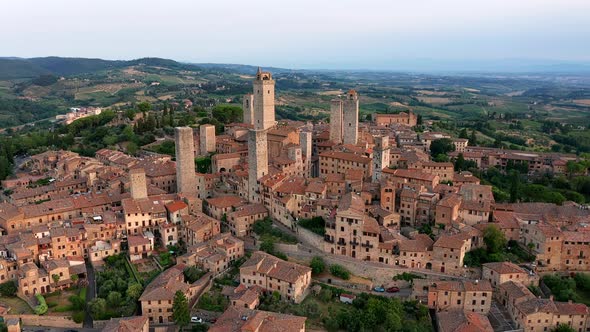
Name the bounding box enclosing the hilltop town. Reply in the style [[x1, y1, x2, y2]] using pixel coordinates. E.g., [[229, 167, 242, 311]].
[[0, 67, 590, 332]]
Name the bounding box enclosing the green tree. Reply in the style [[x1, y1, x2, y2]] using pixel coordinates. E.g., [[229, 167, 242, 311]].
[[552, 323, 576, 332], [107, 291, 123, 307], [430, 138, 455, 157], [52, 274, 60, 284], [126, 142, 138, 155], [330, 264, 351, 280], [483, 225, 507, 254], [310, 256, 326, 275], [126, 283, 143, 301], [0, 281, 17, 297], [88, 298, 107, 319], [172, 290, 190, 329], [459, 128, 468, 139], [470, 130, 477, 145], [137, 102, 151, 113]]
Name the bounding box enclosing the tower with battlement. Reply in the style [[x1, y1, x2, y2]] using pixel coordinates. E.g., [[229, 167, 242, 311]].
[[342, 90, 359, 145], [175, 127, 197, 196], [372, 135, 390, 182], [330, 99, 343, 144], [130, 168, 147, 200], [252, 68, 276, 130]]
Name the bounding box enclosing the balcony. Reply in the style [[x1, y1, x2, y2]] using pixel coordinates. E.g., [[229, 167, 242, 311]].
[[324, 236, 334, 244], [361, 243, 374, 249], [337, 239, 346, 246], [350, 240, 360, 246]]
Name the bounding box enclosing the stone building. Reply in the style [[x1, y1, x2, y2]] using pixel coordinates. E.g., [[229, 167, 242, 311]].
[[329, 99, 343, 144], [129, 168, 148, 200], [372, 135, 390, 182], [427, 280, 493, 314]]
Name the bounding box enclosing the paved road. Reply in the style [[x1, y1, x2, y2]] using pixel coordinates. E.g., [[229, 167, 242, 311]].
[[83, 260, 96, 328]]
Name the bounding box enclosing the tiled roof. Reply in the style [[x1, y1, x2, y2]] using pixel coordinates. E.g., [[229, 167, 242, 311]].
[[482, 262, 526, 275]]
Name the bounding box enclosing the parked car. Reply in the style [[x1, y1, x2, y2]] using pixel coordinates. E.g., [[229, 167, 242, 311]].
[[373, 286, 385, 292], [386, 286, 400, 293], [191, 317, 203, 323]]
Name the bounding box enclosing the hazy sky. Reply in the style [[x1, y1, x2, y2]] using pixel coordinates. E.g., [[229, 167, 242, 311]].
[[1, 0, 589, 70]]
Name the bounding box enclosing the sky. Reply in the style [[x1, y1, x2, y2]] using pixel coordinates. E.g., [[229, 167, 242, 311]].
[[1, 0, 590, 71]]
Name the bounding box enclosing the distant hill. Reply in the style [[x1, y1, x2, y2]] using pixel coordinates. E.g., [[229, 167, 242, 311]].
[[0, 57, 200, 80]]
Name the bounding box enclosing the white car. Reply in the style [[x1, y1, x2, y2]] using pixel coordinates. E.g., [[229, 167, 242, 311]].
[[191, 316, 203, 323]]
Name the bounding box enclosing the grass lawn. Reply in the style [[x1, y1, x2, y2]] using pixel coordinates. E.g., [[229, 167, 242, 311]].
[[0, 296, 34, 314]]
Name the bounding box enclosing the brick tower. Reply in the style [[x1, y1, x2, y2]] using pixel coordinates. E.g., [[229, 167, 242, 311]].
[[175, 127, 197, 196], [342, 90, 359, 145], [329, 99, 343, 144], [372, 135, 390, 182], [248, 68, 275, 202]]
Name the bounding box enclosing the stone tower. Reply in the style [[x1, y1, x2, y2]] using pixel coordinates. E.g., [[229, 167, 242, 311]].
[[372, 135, 390, 182], [199, 124, 216, 155], [299, 131, 312, 177], [243, 94, 254, 125], [130, 168, 147, 200], [329, 99, 343, 144], [248, 130, 268, 202], [175, 127, 197, 196], [288, 146, 303, 175], [247, 68, 275, 202], [342, 90, 359, 145], [252, 67, 276, 130]]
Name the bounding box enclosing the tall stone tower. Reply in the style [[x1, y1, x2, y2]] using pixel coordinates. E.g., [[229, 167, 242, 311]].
[[130, 168, 147, 200], [175, 127, 197, 196], [243, 94, 254, 125], [380, 182, 396, 212], [247, 68, 275, 202], [252, 67, 275, 130], [372, 135, 390, 182], [342, 90, 359, 145], [299, 131, 312, 177], [329, 99, 343, 144], [199, 124, 216, 155]]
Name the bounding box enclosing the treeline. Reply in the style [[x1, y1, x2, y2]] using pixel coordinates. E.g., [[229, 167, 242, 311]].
[[0, 97, 66, 127]]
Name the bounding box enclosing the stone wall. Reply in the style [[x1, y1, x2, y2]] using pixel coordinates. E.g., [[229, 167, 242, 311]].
[[3, 314, 82, 328], [296, 227, 324, 249]]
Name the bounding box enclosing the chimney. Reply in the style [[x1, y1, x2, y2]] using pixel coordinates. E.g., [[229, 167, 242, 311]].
[[549, 295, 554, 301]]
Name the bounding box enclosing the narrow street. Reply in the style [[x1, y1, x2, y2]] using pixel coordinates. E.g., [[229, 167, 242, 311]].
[[83, 259, 96, 329]]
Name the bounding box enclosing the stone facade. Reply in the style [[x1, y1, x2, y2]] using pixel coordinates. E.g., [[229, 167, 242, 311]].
[[372, 135, 390, 181], [199, 124, 216, 155], [242, 93, 254, 125], [329, 99, 343, 144], [129, 168, 147, 200]]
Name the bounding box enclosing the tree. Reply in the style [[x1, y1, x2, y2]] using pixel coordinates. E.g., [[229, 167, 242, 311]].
[[107, 291, 123, 307], [88, 298, 107, 318], [0, 281, 17, 297], [330, 264, 351, 280], [172, 290, 190, 329], [459, 128, 468, 139], [126, 142, 138, 155], [137, 102, 151, 113], [430, 138, 455, 157], [310, 256, 326, 275], [552, 323, 576, 332], [126, 283, 143, 301], [483, 225, 507, 254], [509, 170, 520, 203], [52, 274, 60, 284], [470, 130, 477, 145]]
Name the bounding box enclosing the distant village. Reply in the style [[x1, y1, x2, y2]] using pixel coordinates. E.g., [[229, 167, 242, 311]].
[[1, 68, 590, 332]]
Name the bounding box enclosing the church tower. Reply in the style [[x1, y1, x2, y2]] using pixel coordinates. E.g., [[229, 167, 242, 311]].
[[342, 90, 359, 145]]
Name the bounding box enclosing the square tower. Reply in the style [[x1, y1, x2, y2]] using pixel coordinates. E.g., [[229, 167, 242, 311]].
[[299, 131, 312, 177], [252, 68, 276, 130], [199, 124, 216, 155], [372, 135, 390, 182], [243, 94, 254, 125], [342, 90, 359, 145], [175, 127, 197, 195], [130, 168, 147, 200], [329, 99, 343, 144], [248, 130, 268, 203]]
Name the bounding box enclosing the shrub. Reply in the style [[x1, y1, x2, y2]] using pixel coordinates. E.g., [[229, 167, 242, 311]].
[[0, 280, 17, 297], [34, 294, 48, 315], [310, 256, 326, 275], [72, 311, 85, 323], [330, 264, 351, 280]]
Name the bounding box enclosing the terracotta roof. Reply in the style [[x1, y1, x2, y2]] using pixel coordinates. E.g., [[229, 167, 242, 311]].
[[437, 310, 494, 332], [498, 281, 535, 301], [319, 151, 371, 164], [434, 234, 468, 249], [386, 168, 437, 182], [139, 264, 188, 301], [399, 234, 434, 252], [209, 306, 306, 332], [240, 251, 311, 284], [206, 195, 246, 209], [165, 201, 188, 213], [482, 262, 526, 275]]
